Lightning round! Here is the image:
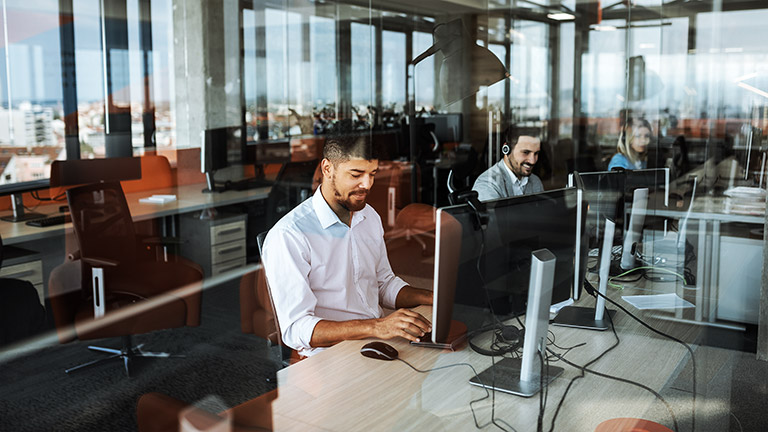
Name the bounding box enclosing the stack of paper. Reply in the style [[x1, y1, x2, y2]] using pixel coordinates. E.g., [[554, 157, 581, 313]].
[[139, 194, 177, 204], [724, 186, 766, 216], [622, 293, 694, 310]]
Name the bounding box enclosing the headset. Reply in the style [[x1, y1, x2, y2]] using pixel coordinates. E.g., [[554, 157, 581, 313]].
[[501, 143, 510, 156], [468, 323, 523, 356]]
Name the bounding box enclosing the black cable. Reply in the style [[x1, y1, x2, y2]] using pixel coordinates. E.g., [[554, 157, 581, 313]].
[[547, 299, 622, 432], [545, 330, 586, 365], [30, 190, 67, 202], [396, 358, 516, 431], [473, 227, 519, 432], [592, 289, 696, 432], [538, 350, 545, 432], [546, 347, 680, 432]]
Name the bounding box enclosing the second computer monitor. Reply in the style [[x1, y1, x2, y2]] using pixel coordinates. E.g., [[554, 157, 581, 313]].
[[431, 187, 580, 344]]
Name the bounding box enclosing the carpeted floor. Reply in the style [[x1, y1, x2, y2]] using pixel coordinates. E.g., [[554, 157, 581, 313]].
[[0, 279, 278, 432]]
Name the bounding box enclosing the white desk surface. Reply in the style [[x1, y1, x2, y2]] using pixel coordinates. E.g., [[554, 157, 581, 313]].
[[646, 195, 764, 224], [271, 301, 695, 431], [0, 183, 271, 246]]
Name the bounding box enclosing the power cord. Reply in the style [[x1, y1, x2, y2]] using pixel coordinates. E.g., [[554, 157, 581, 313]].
[[591, 286, 696, 432], [547, 298, 621, 432], [473, 227, 522, 432], [608, 266, 688, 290], [395, 357, 517, 431]]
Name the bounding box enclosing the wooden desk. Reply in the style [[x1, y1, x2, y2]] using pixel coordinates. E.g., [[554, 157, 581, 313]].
[[0, 183, 271, 246], [271, 303, 694, 431]]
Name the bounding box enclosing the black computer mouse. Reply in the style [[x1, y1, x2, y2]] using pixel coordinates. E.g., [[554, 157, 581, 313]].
[[360, 341, 399, 361]]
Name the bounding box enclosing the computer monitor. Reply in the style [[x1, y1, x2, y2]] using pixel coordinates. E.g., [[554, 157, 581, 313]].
[[0, 180, 49, 222], [625, 168, 669, 208], [0, 153, 60, 222], [431, 187, 580, 345], [243, 138, 291, 166], [201, 125, 245, 193], [568, 167, 669, 259], [567, 170, 625, 249], [468, 248, 564, 397], [619, 187, 649, 271], [552, 217, 617, 331], [423, 113, 463, 143]]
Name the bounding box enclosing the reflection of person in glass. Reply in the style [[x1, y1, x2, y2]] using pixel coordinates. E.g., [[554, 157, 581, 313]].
[[472, 126, 543, 201], [608, 118, 652, 170], [262, 131, 433, 358]]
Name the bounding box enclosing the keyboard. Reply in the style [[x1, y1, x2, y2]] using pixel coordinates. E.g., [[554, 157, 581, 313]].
[[25, 214, 71, 227]]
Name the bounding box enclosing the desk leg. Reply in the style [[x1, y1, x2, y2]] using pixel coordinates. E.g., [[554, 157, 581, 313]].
[[695, 219, 707, 322], [433, 165, 438, 206], [709, 221, 721, 323]]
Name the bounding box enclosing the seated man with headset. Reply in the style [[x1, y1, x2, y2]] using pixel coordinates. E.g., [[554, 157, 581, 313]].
[[472, 126, 543, 201]]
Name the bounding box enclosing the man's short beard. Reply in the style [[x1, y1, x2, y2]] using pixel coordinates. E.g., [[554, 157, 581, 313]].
[[331, 173, 367, 212]]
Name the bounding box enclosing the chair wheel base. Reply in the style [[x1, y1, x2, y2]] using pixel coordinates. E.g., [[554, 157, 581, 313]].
[[65, 335, 181, 378]]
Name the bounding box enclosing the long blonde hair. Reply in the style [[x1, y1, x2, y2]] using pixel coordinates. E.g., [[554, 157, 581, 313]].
[[616, 118, 652, 166]]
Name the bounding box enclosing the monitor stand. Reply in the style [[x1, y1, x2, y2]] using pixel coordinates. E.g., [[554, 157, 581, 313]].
[[203, 171, 228, 193], [469, 357, 563, 397], [0, 193, 44, 222], [470, 249, 564, 397], [553, 218, 617, 331], [410, 320, 466, 351]]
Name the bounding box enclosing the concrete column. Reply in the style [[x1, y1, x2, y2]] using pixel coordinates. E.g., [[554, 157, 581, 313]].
[[172, 0, 241, 150]]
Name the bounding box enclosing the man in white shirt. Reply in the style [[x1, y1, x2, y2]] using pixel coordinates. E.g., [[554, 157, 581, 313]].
[[262, 131, 433, 357], [472, 126, 543, 201]]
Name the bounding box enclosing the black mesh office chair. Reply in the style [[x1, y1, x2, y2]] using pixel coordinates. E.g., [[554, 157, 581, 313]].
[[254, 230, 300, 367], [265, 160, 320, 228], [48, 181, 203, 377]]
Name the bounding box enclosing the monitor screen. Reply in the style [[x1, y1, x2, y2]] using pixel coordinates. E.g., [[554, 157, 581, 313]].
[[432, 188, 580, 343], [243, 138, 291, 165], [201, 126, 245, 173], [571, 168, 669, 249], [423, 113, 463, 143], [569, 170, 625, 249], [0, 148, 60, 196]]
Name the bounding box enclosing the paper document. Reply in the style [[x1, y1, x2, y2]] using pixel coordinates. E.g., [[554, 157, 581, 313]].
[[139, 194, 177, 204], [622, 293, 694, 310]]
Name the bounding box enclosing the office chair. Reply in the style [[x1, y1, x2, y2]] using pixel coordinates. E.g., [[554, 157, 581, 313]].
[[385, 203, 437, 255], [252, 231, 302, 367], [265, 159, 320, 228], [446, 144, 478, 205], [238, 265, 286, 369], [48, 181, 203, 377], [0, 235, 46, 347]]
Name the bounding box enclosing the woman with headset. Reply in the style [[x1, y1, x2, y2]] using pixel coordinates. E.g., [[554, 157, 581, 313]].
[[608, 118, 652, 170]]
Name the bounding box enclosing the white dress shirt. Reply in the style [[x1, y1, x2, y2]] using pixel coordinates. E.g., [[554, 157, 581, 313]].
[[502, 159, 529, 197], [262, 186, 407, 357]]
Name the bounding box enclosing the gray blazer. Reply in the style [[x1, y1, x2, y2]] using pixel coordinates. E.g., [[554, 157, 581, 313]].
[[471, 160, 543, 202]]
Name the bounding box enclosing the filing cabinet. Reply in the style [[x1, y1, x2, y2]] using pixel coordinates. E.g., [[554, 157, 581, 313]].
[[179, 212, 248, 277]]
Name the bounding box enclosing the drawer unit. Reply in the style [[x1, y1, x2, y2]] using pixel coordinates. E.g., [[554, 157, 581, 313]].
[[180, 212, 248, 278], [211, 240, 247, 265]]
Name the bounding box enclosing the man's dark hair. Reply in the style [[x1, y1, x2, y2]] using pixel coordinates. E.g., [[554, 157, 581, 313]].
[[505, 125, 541, 149], [323, 127, 382, 164]]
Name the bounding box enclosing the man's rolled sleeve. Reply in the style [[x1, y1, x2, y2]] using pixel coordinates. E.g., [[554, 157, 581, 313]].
[[263, 228, 321, 352]]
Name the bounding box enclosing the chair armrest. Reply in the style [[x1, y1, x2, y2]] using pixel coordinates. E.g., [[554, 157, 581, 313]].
[[82, 257, 119, 267]]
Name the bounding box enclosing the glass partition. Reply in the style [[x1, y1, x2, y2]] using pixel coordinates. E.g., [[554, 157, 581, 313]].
[[1, 1, 767, 431]]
